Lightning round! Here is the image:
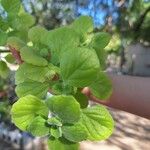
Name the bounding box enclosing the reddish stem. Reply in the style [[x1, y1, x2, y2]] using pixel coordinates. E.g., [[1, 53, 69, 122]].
[[8, 45, 23, 65]]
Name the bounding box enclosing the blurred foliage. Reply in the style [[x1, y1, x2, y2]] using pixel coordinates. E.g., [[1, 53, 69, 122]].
[[19, 0, 150, 53]]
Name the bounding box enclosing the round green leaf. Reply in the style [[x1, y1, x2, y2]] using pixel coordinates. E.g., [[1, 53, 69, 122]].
[[0, 61, 9, 79], [28, 116, 49, 137], [1, 0, 21, 14], [81, 105, 114, 141], [15, 81, 49, 98], [89, 72, 112, 100], [11, 95, 49, 131], [48, 137, 79, 150], [60, 47, 100, 87], [62, 122, 88, 142], [47, 95, 81, 124], [20, 46, 48, 66]]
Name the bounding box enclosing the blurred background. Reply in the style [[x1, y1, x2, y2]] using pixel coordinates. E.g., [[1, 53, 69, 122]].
[[0, 0, 150, 150]]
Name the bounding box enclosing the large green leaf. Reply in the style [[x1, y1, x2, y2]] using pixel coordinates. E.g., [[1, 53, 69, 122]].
[[60, 47, 100, 87], [15, 63, 55, 84], [1, 0, 21, 14], [80, 105, 114, 141], [48, 137, 79, 150], [15, 81, 49, 98], [0, 30, 7, 45], [62, 122, 87, 142], [0, 61, 9, 79], [11, 95, 49, 131], [89, 72, 112, 100], [20, 47, 48, 66], [41, 27, 79, 57], [47, 95, 81, 124], [27, 116, 49, 137]]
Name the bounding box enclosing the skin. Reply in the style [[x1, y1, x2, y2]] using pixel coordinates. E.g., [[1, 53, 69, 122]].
[[82, 74, 150, 119]]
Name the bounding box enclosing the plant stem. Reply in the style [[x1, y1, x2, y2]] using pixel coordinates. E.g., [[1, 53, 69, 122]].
[[0, 50, 10, 53], [8, 45, 23, 65]]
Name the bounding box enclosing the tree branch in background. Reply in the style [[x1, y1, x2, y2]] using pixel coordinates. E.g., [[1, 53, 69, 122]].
[[8, 45, 23, 65], [133, 6, 150, 33]]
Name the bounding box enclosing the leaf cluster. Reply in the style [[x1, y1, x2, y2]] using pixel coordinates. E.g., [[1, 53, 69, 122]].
[[0, 1, 114, 150]]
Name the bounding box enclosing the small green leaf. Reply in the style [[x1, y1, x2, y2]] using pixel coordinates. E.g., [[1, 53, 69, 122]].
[[0, 31, 7, 45], [62, 122, 88, 142], [74, 90, 88, 108], [1, 0, 21, 14], [28, 116, 49, 137], [15, 81, 49, 98], [20, 46, 48, 66], [50, 127, 62, 139], [11, 95, 49, 131], [5, 54, 15, 64], [28, 26, 47, 43], [0, 16, 9, 31], [15, 63, 55, 84], [47, 117, 62, 127], [48, 137, 79, 150], [47, 95, 81, 124], [0, 61, 9, 79], [81, 105, 114, 141], [10, 13, 35, 31], [91, 32, 111, 50], [91, 32, 110, 68], [60, 47, 100, 87], [89, 72, 112, 100]]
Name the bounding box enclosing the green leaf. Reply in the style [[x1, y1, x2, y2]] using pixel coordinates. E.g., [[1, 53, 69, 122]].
[[0, 16, 9, 31], [1, 0, 21, 14], [89, 72, 112, 100], [48, 137, 79, 150], [47, 117, 62, 127], [7, 36, 25, 51], [41, 27, 79, 61], [15, 81, 49, 98], [20, 47, 48, 66], [10, 13, 35, 30], [60, 47, 100, 87], [71, 16, 93, 34], [71, 16, 93, 42], [0, 31, 7, 45], [15, 63, 55, 84], [91, 32, 111, 50], [81, 105, 114, 141], [47, 95, 81, 124], [5, 54, 15, 64], [11, 95, 49, 131], [28, 116, 49, 137], [50, 127, 62, 139], [62, 122, 87, 142], [0, 61, 9, 79], [28, 26, 47, 43], [74, 90, 88, 108], [91, 32, 110, 68]]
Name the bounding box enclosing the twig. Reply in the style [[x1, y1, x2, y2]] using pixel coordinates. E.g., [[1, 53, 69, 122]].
[[0, 50, 10, 53], [8, 45, 23, 65]]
